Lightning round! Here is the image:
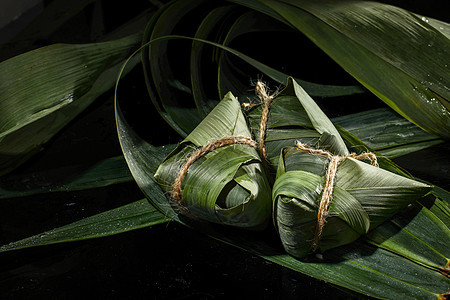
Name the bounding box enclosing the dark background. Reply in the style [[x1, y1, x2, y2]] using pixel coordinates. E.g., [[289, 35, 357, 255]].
[[0, 1, 448, 299]]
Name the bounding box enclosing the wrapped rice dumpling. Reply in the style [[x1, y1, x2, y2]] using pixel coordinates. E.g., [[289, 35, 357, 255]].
[[273, 146, 432, 258], [154, 92, 272, 228], [245, 77, 432, 258]]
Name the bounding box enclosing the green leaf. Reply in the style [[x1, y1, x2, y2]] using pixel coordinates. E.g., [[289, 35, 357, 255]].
[[184, 92, 253, 144], [240, 0, 450, 138], [332, 107, 443, 158], [0, 199, 170, 253], [273, 146, 432, 258], [217, 10, 365, 99], [367, 202, 450, 273], [116, 102, 179, 220], [421, 187, 450, 228], [191, 5, 239, 117], [247, 77, 348, 168], [154, 92, 272, 228], [143, 0, 204, 134], [261, 242, 449, 299], [141, 0, 368, 136], [0, 156, 133, 199], [0, 34, 141, 175]]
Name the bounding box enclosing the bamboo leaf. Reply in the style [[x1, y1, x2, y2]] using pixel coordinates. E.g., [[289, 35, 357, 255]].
[[0, 156, 133, 199], [239, 0, 450, 138], [262, 242, 449, 299], [115, 70, 449, 299], [183, 92, 252, 145], [367, 202, 450, 273], [0, 199, 170, 253], [116, 103, 179, 220], [0, 34, 141, 175], [141, 0, 208, 136], [332, 107, 443, 156], [247, 77, 348, 168], [334, 110, 444, 160], [191, 5, 238, 117], [217, 11, 365, 99], [154, 93, 272, 228], [142, 0, 368, 136], [273, 146, 432, 258], [420, 188, 450, 228]]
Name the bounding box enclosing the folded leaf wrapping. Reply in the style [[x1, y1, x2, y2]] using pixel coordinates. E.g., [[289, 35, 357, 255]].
[[154, 92, 272, 228], [273, 146, 432, 258], [246, 77, 349, 169]]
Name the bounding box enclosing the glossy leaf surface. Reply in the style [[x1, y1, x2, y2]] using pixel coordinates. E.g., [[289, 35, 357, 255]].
[[0, 34, 141, 175], [232, 0, 450, 138]]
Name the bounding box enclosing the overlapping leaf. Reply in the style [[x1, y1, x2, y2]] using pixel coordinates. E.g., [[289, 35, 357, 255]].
[[231, 0, 450, 138], [332, 108, 443, 158], [247, 77, 348, 169], [273, 146, 432, 258], [154, 93, 272, 228], [1, 1, 449, 299], [115, 61, 449, 297], [0, 34, 141, 175], [141, 0, 367, 136]]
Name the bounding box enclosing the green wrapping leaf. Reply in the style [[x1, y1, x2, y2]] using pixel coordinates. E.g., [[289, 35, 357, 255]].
[[234, 0, 450, 138], [273, 146, 432, 258], [261, 243, 449, 299], [0, 34, 141, 175], [154, 92, 272, 228], [247, 77, 348, 168]]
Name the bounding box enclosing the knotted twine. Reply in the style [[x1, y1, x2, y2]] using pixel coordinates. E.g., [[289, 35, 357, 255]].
[[171, 81, 276, 213], [255, 81, 276, 160], [295, 141, 378, 251]]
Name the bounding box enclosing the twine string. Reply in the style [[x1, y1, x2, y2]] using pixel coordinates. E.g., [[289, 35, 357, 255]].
[[171, 136, 258, 213], [171, 81, 275, 215], [255, 81, 276, 162], [295, 141, 377, 251]]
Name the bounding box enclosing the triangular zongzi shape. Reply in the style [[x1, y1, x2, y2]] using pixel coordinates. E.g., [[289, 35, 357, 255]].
[[273, 146, 432, 258], [155, 92, 272, 228]]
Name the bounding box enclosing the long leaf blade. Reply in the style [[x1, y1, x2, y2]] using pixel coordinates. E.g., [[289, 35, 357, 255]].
[[0, 156, 133, 199], [0, 34, 141, 175], [233, 0, 450, 138], [0, 199, 170, 253]]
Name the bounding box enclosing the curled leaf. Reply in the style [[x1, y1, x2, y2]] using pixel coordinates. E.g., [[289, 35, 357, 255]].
[[154, 92, 272, 228]]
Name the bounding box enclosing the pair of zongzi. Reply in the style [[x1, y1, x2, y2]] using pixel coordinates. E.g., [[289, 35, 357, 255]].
[[154, 78, 431, 259]]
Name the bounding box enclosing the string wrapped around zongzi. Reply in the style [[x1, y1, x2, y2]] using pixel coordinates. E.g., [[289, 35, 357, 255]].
[[245, 77, 349, 169], [245, 78, 432, 258], [273, 145, 432, 259], [154, 92, 272, 228]]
